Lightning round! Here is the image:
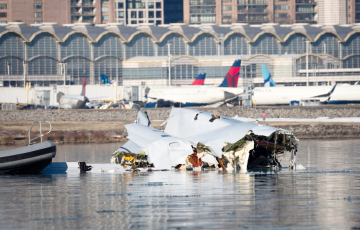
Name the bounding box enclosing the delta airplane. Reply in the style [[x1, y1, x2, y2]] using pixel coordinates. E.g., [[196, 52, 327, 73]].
[[252, 65, 360, 105], [145, 60, 244, 108]]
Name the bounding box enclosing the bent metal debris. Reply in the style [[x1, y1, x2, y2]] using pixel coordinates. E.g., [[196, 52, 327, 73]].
[[111, 106, 301, 172]]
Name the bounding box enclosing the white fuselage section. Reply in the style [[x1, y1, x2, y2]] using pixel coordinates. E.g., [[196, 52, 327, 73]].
[[60, 95, 88, 109], [147, 86, 244, 104], [252, 85, 360, 105]]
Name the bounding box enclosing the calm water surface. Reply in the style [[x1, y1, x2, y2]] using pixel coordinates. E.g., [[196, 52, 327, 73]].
[[1, 140, 360, 229]]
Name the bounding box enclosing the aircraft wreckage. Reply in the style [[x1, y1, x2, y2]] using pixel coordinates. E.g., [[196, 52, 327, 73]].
[[112, 106, 302, 172]]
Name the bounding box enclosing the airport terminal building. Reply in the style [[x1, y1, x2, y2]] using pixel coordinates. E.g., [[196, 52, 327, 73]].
[[1, 22, 360, 88]]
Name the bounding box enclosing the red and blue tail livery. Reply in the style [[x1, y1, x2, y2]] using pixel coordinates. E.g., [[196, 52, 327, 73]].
[[219, 60, 241, 88], [191, 73, 206, 85]]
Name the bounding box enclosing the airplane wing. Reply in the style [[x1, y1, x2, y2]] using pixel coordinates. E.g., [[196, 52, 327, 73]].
[[311, 83, 337, 98]]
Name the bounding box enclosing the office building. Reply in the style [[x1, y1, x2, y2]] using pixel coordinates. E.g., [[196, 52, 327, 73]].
[[184, 0, 318, 25], [0, 0, 164, 26]]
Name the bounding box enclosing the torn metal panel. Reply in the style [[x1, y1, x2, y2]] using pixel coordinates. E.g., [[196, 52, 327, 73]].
[[164, 108, 282, 158], [146, 139, 192, 170], [115, 106, 300, 172], [115, 123, 193, 170]]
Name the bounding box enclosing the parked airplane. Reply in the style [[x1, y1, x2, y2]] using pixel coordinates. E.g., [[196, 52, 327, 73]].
[[58, 78, 89, 109], [262, 65, 276, 87], [255, 66, 360, 105], [145, 60, 243, 108]]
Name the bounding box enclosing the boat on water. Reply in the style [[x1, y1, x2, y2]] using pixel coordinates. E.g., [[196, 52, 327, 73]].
[[0, 121, 56, 174]]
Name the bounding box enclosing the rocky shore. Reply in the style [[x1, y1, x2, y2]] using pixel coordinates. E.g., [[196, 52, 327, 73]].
[[1, 106, 359, 145]]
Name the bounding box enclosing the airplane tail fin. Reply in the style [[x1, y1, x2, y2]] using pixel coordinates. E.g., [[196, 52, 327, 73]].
[[262, 65, 276, 87], [132, 103, 151, 126], [81, 78, 87, 96], [191, 73, 206, 85], [219, 59, 241, 87], [100, 74, 111, 85]]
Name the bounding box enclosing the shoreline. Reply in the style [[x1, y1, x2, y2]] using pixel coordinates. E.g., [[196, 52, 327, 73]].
[[1, 120, 359, 145]]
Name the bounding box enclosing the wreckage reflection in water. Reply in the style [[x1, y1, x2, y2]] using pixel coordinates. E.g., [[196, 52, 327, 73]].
[[0, 140, 360, 229]]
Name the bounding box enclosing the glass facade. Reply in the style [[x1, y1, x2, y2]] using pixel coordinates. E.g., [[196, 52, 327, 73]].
[[1, 25, 360, 86], [224, 34, 248, 55], [189, 33, 217, 56]]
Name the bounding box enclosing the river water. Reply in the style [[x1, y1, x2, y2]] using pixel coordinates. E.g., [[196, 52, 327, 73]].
[[1, 139, 360, 229]]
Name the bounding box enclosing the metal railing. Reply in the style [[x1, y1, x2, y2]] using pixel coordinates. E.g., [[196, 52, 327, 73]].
[[28, 121, 52, 145]]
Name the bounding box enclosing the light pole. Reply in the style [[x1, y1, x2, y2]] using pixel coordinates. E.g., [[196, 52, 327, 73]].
[[61, 63, 67, 85], [306, 41, 309, 86], [167, 41, 172, 86], [6, 62, 10, 87]]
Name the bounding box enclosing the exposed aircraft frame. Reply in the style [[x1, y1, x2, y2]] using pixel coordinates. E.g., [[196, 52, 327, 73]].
[[113, 106, 301, 172]]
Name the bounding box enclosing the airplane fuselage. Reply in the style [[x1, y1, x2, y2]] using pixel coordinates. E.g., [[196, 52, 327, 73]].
[[60, 95, 89, 109], [146, 86, 244, 107], [252, 85, 360, 105]]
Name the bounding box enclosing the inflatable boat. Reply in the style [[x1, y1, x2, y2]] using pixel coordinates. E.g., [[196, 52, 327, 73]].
[[0, 121, 56, 174], [0, 141, 56, 174]]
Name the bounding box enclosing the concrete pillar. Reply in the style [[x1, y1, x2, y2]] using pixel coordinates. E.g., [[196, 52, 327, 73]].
[[268, 0, 274, 23], [23, 42, 28, 76], [90, 42, 95, 84], [154, 42, 158, 56], [339, 41, 343, 68], [122, 42, 127, 60], [289, 0, 296, 24], [109, 0, 115, 22], [216, 0, 222, 25], [232, 0, 237, 23], [183, 0, 190, 24], [95, 0, 101, 24]]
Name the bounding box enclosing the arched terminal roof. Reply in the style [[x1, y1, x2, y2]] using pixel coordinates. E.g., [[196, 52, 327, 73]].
[[0, 23, 360, 43], [36, 23, 74, 41], [4, 22, 40, 40]]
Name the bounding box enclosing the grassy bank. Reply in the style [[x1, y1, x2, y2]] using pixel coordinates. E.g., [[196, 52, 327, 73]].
[[1, 120, 359, 146]]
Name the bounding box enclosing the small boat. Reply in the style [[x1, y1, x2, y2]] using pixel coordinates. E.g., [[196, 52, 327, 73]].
[[0, 121, 56, 174]]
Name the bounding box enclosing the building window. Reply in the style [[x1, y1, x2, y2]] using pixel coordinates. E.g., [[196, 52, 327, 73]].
[[34, 3, 42, 9], [0, 4, 7, 9], [222, 5, 231, 11], [156, 20, 162, 25], [117, 20, 124, 24], [275, 13, 289, 18], [139, 11, 144, 18], [118, 11, 124, 18], [131, 11, 136, 18], [156, 11, 161, 18], [156, 2, 161, 9], [102, 0, 109, 3], [149, 11, 154, 18], [131, 20, 137, 24], [148, 2, 154, 9], [101, 7, 108, 12], [102, 15, 109, 21], [139, 20, 144, 23], [0, 21, 7, 23], [149, 20, 154, 23], [275, 5, 289, 10], [222, 14, 231, 19], [0, 12, 7, 18], [117, 2, 124, 9], [34, 21, 43, 24], [34, 12, 42, 18]]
